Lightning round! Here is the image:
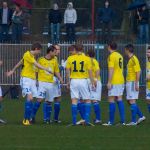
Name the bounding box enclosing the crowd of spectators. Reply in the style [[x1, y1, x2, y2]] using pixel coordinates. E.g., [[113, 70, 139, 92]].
[[0, 0, 149, 43]]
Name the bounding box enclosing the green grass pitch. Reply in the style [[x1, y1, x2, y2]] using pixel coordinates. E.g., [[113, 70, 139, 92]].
[[0, 94, 150, 150]]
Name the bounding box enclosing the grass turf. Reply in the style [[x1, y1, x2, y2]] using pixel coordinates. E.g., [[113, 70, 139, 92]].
[[0, 95, 150, 150]]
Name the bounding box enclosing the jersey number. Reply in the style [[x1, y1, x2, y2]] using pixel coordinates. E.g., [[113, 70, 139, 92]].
[[119, 58, 123, 69], [72, 61, 85, 72]]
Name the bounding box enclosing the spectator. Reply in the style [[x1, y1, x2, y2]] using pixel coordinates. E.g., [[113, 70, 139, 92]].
[[49, 3, 62, 42], [0, 1, 12, 41], [137, 6, 149, 43], [11, 4, 24, 43], [98, 1, 114, 42], [64, 2, 77, 42]]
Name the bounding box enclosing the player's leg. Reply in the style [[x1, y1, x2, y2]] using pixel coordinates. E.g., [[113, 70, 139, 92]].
[[117, 96, 125, 124], [108, 96, 116, 125], [30, 82, 45, 123], [70, 79, 80, 125], [54, 96, 61, 122], [127, 99, 138, 125], [103, 85, 117, 126], [53, 78, 61, 122], [77, 99, 85, 120], [126, 82, 145, 125], [79, 79, 92, 125], [131, 82, 145, 124], [93, 100, 101, 123], [43, 101, 53, 124], [126, 82, 138, 125], [92, 81, 102, 124], [23, 93, 34, 125], [84, 99, 92, 124], [71, 98, 78, 125], [43, 83, 55, 124], [22, 78, 37, 125], [31, 98, 43, 123]]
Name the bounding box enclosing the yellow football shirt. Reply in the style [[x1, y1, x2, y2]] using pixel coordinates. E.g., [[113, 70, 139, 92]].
[[108, 51, 124, 84], [21, 51, 36, 79], [126, 55, 141, 82], [38, 57, 59, 83], [66, 54, 92, 79], [91, 58, 101, 81], [146, 60, 150, 89]]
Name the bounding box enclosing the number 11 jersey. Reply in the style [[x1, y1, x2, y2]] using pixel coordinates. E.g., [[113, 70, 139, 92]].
[[107, 51, 124, 84], [66, 53, 92, 79]]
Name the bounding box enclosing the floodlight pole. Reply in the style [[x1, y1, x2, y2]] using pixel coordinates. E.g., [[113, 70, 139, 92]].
[[92, 0, 95, 40]]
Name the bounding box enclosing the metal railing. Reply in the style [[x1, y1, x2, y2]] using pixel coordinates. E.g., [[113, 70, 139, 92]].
[[0, 42, 146, 86]]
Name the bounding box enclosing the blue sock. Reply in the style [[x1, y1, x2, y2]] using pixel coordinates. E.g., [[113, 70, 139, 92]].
[[130, 104, 137, 123], [148, 104, 150, 113], [80, 102, 85, 120], [77, 101, 85, 119], [54, 102, 60, 121], [136, 105, 143, 118], [46, 103, 52, 121], [84, 103, 91, 123], [24, 100, 33, 120], [93, 102, 101, 121], [43, 102, 47, 121], [72, 104, 77, 125], [117, 101, 125, 123], [32, 101, 41, 119], [109, 102, 116, 124]]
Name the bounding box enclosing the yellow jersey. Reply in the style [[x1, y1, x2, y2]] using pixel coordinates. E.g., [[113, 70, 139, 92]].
[[38, 57, 59, 83], [108, 51, 124, 84], [146, 60, 150, 89], [66, 54, 92, 79], [126, 55, 141, 82], [91, 58, 101, 81], [21, 51, 36, 79]]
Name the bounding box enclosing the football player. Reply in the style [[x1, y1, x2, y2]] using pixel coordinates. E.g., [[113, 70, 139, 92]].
[[125, 44, 145, 126]]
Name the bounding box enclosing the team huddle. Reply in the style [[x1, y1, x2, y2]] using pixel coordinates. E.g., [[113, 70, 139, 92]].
[[0, 41, 148, 126]]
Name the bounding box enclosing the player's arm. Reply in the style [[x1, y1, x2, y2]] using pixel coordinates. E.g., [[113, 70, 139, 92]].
[[66, 68, 71, 89], [54, 59, 64, 84], [134, 59, 141, 91], [55, 72, 63, 84], [135, 71, 141, 91], [7, 59, 23, 76], [107, 56, 114, 90], [107, 67, 114, 90], [34, 61, 53, 74], [65, 58, 71, 89], [95, 69, 100, 80], [95, 61, 100, 80], [88, 69, 96, 88]]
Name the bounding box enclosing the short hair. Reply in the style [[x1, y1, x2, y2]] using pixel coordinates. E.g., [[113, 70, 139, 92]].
[[148, 46, 150, 50], [75, 44, 84, 52], [125, 44, 134, 53], [108, 42, 117, 50], [31, 42, 42, 50], [47, 46, 55, 54], [68, 45, 76, 51], [87, 49, 95, 57]]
